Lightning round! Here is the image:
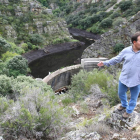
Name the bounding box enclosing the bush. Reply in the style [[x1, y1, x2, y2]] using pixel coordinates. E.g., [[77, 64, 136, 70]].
[[113, 17, 126, 27], [7, 55, 28, 77], [0, 37, 11, 56], [113, 43, 125, 53], [97, 11, 107, 21], [0, 75, 13, 96], [99, 18, 112, 28], [0, 88, 69, 139], [13, 75, 53, 94], [122, 8, 136, 17], [69, 69, 120, 106], [1, 51, 18, 62], [29, 34, 44, 45], [53, 8, 61, 16], [90, 7, 99, 13], [21, 43, 28, 51], [89, 23, 103, 34], [9, 42, 25, 54], [0, 97, 13, 116], [119, 1, 132, 12], [69, 70, 88, 102], [53, 38, 64, 44], [110, 12, 121, 19], [0, 61, 10, 75]]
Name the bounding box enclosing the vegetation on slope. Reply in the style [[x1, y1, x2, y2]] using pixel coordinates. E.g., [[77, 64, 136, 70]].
[[38, 0, 140, 34], [0, 0, 75, 54]]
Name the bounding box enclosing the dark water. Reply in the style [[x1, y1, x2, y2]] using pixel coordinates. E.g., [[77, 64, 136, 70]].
[[29, 35, 94, 78]]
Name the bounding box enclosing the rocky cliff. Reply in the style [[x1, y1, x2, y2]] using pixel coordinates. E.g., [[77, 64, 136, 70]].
[[82, 11, 140, 58], [0, 0, 72, 46]]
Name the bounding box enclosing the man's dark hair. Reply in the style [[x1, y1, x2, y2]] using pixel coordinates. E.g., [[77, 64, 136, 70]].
[[131, 32, 140, 43]]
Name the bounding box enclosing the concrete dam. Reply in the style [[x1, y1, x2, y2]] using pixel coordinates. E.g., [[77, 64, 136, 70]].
[[42, 58, 108, 91]]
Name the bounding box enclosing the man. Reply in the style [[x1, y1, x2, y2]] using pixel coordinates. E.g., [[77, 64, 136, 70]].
[[97, 32, 140, 119]]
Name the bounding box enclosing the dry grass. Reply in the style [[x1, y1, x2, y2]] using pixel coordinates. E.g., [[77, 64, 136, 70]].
[[82, 122, 111, 136]]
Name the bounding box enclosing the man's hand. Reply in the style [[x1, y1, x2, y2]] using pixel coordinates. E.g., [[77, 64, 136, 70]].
[[97, 61, 104, 67]]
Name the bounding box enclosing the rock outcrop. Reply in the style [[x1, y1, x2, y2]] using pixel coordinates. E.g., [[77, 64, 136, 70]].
[[82, 11, 140, 58]]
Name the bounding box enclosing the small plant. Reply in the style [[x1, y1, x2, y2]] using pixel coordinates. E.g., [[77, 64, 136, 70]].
[[62, 97, 73, 106], [113, 43, 125, 53]]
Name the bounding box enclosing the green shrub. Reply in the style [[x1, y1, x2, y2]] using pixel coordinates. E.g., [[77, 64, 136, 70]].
[[9, 42, 25, 54], [0, 62, 9, 75], [89, 23, 102, 34], [97, 11, 107, 21], [69, 69, 120, 105], [110, 12, 121, 19], [99, 18, 112, 28], [0, 37, 11, 56], [64, 37, 70, 42], [53, 38, 64, 44], [113, 43, 125, 53], [29, 34, 44, 45], [90, 7, 99, 13], [7, 55, 28, 77], [21, 43, 28, 51], [53, 8, 61, 16], [119, 1, 132, 12], [1, 51, 18, 62], [69, 70, 88, 102], [13, 75, 53, 94], [0, 75, 13, 96], [27, 42, 33, 49], [0, 97, 13, 116], [122, 9, 136, 17], [113, 17, 125, 27]]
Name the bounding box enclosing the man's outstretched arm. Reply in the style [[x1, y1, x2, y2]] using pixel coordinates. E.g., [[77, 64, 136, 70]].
[[97, 49, 125, 67]]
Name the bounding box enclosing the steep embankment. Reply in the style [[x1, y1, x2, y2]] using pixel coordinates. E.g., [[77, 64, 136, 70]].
[[82, 11, 140, 58]]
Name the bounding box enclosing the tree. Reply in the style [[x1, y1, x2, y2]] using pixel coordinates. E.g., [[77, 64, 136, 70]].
[[119, 1, 132, 12], [7, 55, 28, 77], [0, 37, 11, 56]]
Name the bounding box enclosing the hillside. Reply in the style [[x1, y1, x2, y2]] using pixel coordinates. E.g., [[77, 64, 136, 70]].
[[0, 0, 73, 51], [82, 10, 140, 58], [38, 0, 140, 34]]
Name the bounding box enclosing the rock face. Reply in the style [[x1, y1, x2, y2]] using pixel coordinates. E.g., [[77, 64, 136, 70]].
[[0, 0, 72, 45], [107, 105, 140, 131], [82, 11, 140, 58]]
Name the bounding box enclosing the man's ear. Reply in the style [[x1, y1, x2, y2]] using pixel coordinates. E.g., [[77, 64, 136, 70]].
[[133, 40, 136, 44]]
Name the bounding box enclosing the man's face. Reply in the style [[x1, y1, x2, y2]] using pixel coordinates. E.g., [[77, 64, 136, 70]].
[[134, 36, 140, 50]]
